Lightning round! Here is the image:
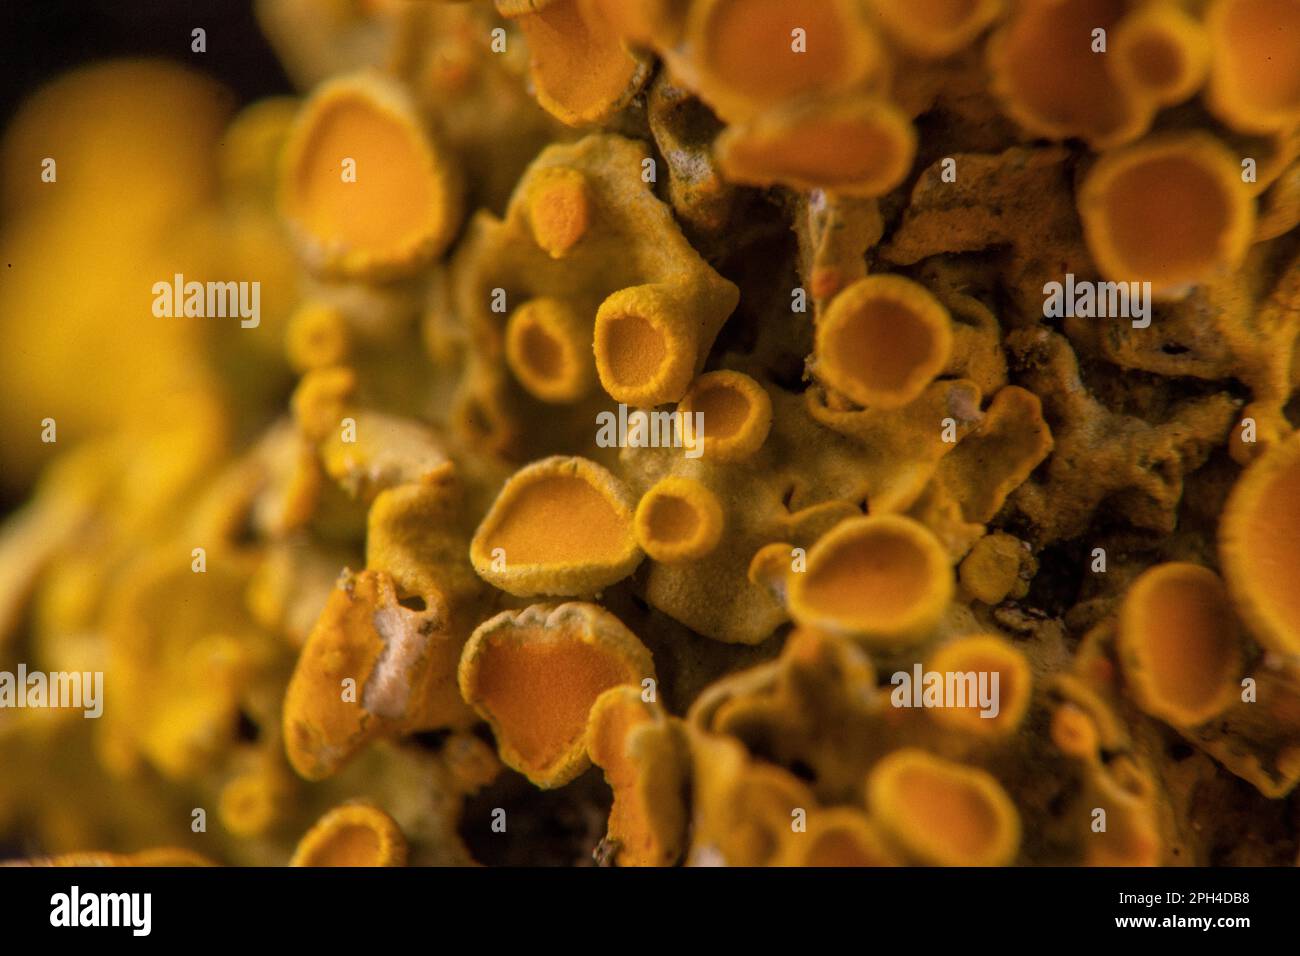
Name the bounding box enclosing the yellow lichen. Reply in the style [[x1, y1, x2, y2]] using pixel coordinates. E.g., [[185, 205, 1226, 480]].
[[279, 71, 463, 279], [814, 276, 954, 410], [866, 748, 1020, 866], [868, 0, 1003, 60], [675, 371, 773, 463], [634, 476, 725, 564], [290, 802, 407, 866], [1077, 132, 1256, 298], [716, 97, 916, 199], [508, 0, 654, 127], [1111, 1, 1210, 108], [587, 685, 689, 866], [504, 298, 596, 403], [4, 0, 1300, 874], [470, 456, 642, 597], [788, 808, 900, 867], [459, 602, 655, 787], [683, 0, 885, 124], [1205, 0, 1300, 133], [9, 849, 218, 867], [988, 0, 1150, 148], [925, 634, 1032, 737], [958, 532, 1030, 604], [1117, 563, 1244, 728], [283, 569, 469, 781], [1219, 431, 1300, 656], [788, 515, 954, 645]]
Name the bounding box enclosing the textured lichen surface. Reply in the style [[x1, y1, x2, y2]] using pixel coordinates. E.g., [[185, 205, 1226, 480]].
[[1, 0, 1299, 868]]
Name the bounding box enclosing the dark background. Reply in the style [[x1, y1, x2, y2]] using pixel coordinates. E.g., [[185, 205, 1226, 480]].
[[0, 0, 292, 131]]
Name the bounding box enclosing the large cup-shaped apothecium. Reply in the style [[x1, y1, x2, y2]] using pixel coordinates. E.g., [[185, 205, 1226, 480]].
[[988, 0, 1146, 147], [867, 748, 1021, 866], [1220, 432, 1300, 657], [459, 602, 654, 788], [279, 72, 462, 280], [470, 456, 642, 597], [815, 275, 953, 410], [1077, 132, 1254, 297], [716, 98, 916, 199], [1118, 563, 1245, 728], [1205, 0, 1300, 133], [925, 634, 1033, 737], [790, 515, 953, 645]]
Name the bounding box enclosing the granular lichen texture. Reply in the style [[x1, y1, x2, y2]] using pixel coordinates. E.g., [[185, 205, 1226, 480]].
[[1, 0, 1300, 871]]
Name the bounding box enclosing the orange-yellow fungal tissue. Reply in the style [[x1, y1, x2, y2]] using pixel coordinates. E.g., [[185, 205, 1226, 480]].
[[805, 376, 983, 516], [645, 69, 740, 236], [676, 371, 773, 463], [683, 0, 884, 123], [0, 61, 233, 490], [1002, 327, 1239, 543], [685, 729, 820, 867], [866, 748, 1020, 866], [788, 515, 953, 645], [1050, 702, 1101, 762], [1256, 158, 1300, 242], [526, 165, 591, 259], [9, 849, 217, 868], [1117, 563, 1245, 729], [1044, 680, 1166, 866], [286, 301, 351, 373], [795, 193, 884, 304], [925, 634, 1032, 737], [366, 477, 483, 611], [220, 95, 300, 209], [594, 283, 732, 408], [1076, 755, 1164, 867], [868, 0, 1003, 60], [459, 602, 655, 788], [290, 802, 407, 867], [1205, 0, 1300, 133], [587, 685, 689, 866], [508, 0, 653, 126], [317, 410, 456, 503], [279, 71, 463, 280], [1219, 431, 1300, 656], [587, 0, 689, 50], [291, 365, 357, 442], [936, 385, 1054, 525], [988, 0, 1149, 148], [1077, 133, 1256, 298], [716, 98, 917, 199], [1111, 2, 1210, 108], [1180, 658, 1300, 799], [813, 276, 953, 410], [8, 0, 1300, 873], [283, 569, 468, 781], [101, 546, 269, 781], [958, 532, 1032, 604], [219, 767, 292, 838], [794, 808, 899, 867], [504, 298, 596, 403], [448, 134, 738, 452], [634, 476, 725, 564], [470, 456, 642, 597]]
